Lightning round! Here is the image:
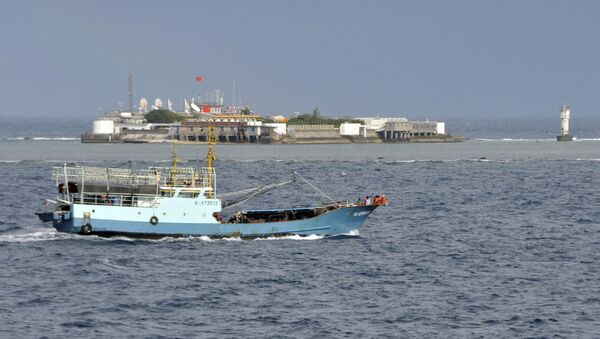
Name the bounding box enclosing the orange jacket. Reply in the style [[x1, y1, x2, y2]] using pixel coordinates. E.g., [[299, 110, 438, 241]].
[[381, 196, 389, 206]]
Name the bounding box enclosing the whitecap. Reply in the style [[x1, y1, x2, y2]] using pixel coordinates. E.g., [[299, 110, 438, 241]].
[[155, 235, 213, 242], [32, 137, 80, 141], [222, 236, 243, 242], [474, 138, 554, 142], [254, 234, 324, 241], [3, 137, 79, 141], [96, 258, 127, 269], [0, 228, 74, 243], [97, 235, 137, 242]]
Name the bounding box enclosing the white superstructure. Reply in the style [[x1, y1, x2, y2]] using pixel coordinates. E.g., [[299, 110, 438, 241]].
[[560, 105, 571, 136]]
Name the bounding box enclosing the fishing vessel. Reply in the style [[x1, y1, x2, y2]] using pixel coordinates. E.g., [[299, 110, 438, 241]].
[[37, 129, 380, 238]]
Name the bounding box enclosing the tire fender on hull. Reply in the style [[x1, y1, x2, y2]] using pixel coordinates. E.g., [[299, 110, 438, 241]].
[[80, 223, 92, 235]]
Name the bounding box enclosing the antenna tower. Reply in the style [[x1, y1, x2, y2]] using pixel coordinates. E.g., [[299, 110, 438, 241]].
[[128, 73, 134, 112]]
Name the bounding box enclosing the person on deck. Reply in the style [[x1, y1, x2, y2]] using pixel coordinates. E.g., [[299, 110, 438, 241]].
[[365, 196, 371, 205]]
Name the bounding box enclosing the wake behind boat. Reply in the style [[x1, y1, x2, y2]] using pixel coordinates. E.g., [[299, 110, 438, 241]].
[[37, 129, 381, 239]]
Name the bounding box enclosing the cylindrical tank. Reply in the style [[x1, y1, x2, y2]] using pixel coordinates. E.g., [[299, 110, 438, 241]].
[[93, 120, 115, 134]]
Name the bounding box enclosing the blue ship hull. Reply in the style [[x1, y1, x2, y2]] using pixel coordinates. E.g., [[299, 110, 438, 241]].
[[52, 205, 377, 238]]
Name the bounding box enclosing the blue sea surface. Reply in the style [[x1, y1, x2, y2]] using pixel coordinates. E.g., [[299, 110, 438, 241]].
[[1, 119, 600, 337]]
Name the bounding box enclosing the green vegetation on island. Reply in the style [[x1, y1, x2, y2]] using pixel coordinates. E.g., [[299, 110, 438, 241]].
[[287, 111, 363, 128], [144, 109, 188, 123]]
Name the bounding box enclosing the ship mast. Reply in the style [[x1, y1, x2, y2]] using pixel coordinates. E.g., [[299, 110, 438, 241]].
[[170, 143, 181, 187], [206, 125, 216, 196], [171, 144, 180, 171]]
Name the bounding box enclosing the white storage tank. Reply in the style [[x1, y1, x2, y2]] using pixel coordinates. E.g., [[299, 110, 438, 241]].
[[93, 119, 115, 134]]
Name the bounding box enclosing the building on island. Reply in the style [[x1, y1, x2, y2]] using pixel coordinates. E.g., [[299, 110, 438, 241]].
[[81, 76, 458, 143], [382, 120, 446, 141], [178, 118, 272, 143], [83, 111, 456, 144]]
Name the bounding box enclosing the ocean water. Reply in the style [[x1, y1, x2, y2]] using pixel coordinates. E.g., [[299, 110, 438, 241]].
[[1, 118, 600, 337]]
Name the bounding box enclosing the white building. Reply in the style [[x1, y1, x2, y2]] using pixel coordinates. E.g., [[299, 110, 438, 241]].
[[383, 120, 446, 140], [339, 123, 367, 137]]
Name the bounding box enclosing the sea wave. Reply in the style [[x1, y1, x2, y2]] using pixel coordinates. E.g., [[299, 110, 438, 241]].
[[41, 160, 101, 164], [94, 257, 136, 269], [381, 158, 503, 163], [255, 234, 325, 241], [3, 137, 80, 141], [156, 234, 325, 242], [0, 228, 75, 243], [345, 229, 360, 236], [473, 138, 555, 142]]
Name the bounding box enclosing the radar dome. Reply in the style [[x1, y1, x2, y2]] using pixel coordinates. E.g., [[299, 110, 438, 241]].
[[139, 98, 148, 112]]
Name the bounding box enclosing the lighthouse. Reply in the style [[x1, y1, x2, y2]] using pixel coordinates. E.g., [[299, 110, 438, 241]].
[[557, 105, 573, 141]]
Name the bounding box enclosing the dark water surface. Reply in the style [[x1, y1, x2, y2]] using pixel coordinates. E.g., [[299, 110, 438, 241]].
[[1, 141, 600, 338]]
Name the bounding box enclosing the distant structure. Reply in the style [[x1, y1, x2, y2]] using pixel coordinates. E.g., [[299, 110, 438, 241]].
[[139, 98, 148, 113], [82, 74, 463, 144], [127, 73, 134, 112], [557, 104, 573, 141], [152, 98, 163, 110]]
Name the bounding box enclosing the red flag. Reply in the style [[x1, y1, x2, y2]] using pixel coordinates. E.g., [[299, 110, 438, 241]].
[[195, 76, 203, 82]]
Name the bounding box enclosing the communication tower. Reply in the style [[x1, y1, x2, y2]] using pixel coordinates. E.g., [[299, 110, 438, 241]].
[[128, 73, 134, 112]]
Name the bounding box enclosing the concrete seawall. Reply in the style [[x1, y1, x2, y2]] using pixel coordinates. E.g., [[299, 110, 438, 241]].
[[81, 132, 170, 143], [82, 131, 463, 144]]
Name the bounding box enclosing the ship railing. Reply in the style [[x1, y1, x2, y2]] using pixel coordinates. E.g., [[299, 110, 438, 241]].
[[52, 166, 161, 187], [52, 166, 217, 191], [74, 192, 160, 207], [152, 166, 216, 191]]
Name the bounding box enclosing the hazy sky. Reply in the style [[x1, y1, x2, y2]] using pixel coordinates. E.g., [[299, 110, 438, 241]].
[[1, 0, 599, 119]]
